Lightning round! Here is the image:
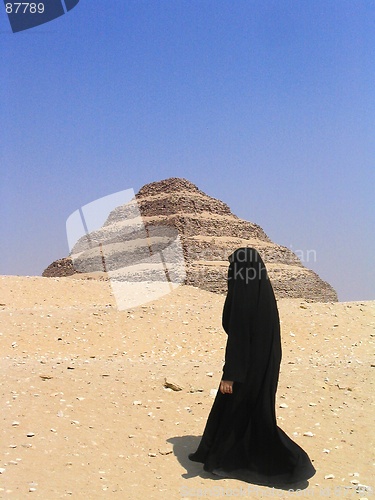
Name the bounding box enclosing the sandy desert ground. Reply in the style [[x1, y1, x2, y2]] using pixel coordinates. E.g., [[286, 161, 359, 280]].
[[0, 275, 374, 499]]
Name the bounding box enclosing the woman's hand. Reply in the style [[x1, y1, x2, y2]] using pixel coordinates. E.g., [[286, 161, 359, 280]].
[[220, 380, 234, 394]]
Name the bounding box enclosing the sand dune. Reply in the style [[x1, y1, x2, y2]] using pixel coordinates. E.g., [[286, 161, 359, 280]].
[[0, 276, 374, 498]]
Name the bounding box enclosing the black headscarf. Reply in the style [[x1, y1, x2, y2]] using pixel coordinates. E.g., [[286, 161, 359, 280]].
[[222, 247, 280, 384], [189, 247, 316, 485]]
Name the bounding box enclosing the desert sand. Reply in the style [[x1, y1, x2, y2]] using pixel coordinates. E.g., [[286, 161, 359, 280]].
[[0, 275, 374, 499]]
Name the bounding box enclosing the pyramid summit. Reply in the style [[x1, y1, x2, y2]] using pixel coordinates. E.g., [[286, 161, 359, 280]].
[[43, 177, 337, 302]]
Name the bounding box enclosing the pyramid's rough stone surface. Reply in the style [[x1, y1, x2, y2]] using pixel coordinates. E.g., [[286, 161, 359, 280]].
[[42, 177, 337, 302], [42, 257, 77, 278]]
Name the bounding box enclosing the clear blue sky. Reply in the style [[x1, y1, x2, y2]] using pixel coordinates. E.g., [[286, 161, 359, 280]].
[[1, 0, 374, 301]]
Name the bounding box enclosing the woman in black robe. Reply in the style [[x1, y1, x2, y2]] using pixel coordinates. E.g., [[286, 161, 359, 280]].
[[189, 247, 316, 485]]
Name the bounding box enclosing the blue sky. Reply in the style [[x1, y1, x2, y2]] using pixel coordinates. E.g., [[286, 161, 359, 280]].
[[1, 0, 374, 301]]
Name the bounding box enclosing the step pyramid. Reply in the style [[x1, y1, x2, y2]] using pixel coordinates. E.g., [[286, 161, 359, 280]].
[[43, 177, 337, 302]]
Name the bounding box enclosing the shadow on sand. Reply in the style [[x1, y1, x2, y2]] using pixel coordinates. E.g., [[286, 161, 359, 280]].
[[167, 435, 310, 494]]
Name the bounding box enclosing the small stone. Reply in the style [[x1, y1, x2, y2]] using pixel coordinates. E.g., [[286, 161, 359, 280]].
[[279, 403, 288, 408], [303, 431, 314, 437], [351, 480, 360, 485], [29, 487, 37, 492], [324, 474, 335, 479], [206, 372, 213, 377], [0, 468, 6, 474], [356, 485, 372, 493], [26, 432, 35, 437], [163, 378, 182, 391], [323, 449, 330, 453], [148, 452, 157, 457], [12, 421, 20, 426], [133, 401, 142, 405], [9, 444, 17, 448], [158, 447, 173, 455]]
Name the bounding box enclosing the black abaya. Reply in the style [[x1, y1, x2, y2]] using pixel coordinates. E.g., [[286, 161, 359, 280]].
[[189, 247, 316, 485]]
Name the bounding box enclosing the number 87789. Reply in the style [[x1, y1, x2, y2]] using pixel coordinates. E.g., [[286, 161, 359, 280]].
[[6, 3, 45, 14]]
